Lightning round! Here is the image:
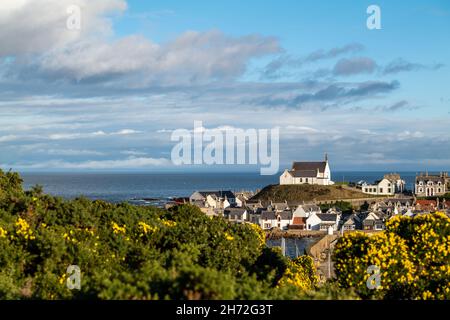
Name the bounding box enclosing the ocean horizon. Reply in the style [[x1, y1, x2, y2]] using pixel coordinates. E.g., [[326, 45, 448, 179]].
[[18, 171, 425, 203]]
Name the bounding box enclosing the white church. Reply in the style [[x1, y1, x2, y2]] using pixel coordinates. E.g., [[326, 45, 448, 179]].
[[279, 154, 333, 186]]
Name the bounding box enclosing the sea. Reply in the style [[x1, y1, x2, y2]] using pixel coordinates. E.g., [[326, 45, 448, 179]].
[[19, 171, 420, 203]]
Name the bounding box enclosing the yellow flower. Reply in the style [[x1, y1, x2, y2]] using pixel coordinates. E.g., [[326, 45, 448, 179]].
[[111, 222, 126, 235], [0, 226, 7, 238], [161, 220, 177, 228], [138, 221, 158, 235], [15, 218, 35, 240], [225, 232, 234, 241]]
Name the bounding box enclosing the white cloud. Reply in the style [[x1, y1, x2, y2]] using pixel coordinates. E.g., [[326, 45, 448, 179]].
[[113, 129, 141, 135], [28, 30, 280, 86], [120, 150, 147, 156], [47, 129, 139, 140], [0, 134, 19, 142], [0, 0, 127, 56], [48, 131, 106, 140], [47, 149, 105, 156], [6, 157, 171, 169]]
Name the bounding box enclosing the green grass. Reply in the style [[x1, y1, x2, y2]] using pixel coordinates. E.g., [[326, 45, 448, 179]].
[[251, 184, 378, 203]]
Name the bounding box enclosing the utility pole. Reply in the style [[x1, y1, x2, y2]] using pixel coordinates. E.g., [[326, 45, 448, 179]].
[[328, 248, 331, 279]]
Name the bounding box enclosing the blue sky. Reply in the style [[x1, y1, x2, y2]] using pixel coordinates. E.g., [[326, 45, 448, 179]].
[[0, 0, 449, 173]]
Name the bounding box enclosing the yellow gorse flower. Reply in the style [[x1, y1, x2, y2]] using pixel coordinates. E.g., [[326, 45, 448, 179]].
[[112, 222, 126, 235], [0, 226, 7, 238], [225, 232, 234, 241], [161, 220, 177, 228], [15, 218, 35, 240]]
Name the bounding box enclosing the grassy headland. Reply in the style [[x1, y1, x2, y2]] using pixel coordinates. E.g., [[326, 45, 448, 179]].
[[251, 184, 378, 203]]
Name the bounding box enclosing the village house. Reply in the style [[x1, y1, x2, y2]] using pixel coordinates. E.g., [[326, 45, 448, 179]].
[[233, 191, 254, 207], [244, 200, 264, 212], [223, 208, 248, 224], [384, 173, 406, 193], [415, 172, 447, 197], [267, 200, 290, 212], [305, 212, 341, 231], [340, 213, 362, 231], [259, 210, 293, 230], [279, 154, 333, 186], [362, 212, 385, 231], [292, 204, 322, 218], [189, 191, 236, 209], [361, 173, 405, 196], [289, 204, 322, 229]]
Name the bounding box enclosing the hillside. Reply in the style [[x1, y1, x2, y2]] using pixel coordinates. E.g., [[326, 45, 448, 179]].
[[251, 184, 377, 203]]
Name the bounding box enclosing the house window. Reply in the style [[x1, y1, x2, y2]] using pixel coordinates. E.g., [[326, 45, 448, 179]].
[[419, 188, 423, 193], [438, 188, 442, 193], [380, 188, 383, 193], [388, 188, 391, 193], [419, 181, 423, 186]]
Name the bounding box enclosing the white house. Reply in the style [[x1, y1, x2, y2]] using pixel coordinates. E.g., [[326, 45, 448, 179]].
[[305, 212, 340, 231], [292, 204, 322, 218], [259, 211, 293, 230], [280, 154, 333, 186], [361, 174, 405, 196], [189, 191, 236, 209], [223, 208, 248, 223], [361, 178, 395, 196]]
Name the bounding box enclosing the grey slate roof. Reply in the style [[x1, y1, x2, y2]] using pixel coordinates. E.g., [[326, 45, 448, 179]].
[[261, 211, 277, 220], [224, 208, 246, 215], [197, 191, 235, 199], [290, 170, 319, 178], [279, 211, 293, 220], [317, 214, 337, 222], [292, 161, 327, 172], [416, 176, 445, 183]]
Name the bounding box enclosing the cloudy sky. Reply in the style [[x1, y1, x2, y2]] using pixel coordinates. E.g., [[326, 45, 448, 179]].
[[1, 0, 449, 173]]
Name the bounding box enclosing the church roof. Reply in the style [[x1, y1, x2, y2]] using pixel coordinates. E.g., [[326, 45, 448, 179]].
[[292, 161, 327, 173]]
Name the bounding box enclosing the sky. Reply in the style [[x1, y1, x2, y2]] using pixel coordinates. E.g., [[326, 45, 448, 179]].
[[0, 0, 449, 173]]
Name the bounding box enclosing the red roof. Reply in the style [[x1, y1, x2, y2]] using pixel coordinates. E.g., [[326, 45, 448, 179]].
[[416, 200, 437, 206], [292, 217, 307, 225]]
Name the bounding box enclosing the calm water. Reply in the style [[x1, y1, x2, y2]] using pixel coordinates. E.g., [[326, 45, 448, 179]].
[[20, 171, 419, 203], [266, 237, 319, 258]]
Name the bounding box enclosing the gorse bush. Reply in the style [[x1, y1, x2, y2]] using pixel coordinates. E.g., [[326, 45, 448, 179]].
[[334, 212, 450, 300], [0, 169, 324, 300]]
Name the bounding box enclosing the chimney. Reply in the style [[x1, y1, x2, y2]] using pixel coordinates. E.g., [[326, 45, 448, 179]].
[[325, 153, 328, 162]]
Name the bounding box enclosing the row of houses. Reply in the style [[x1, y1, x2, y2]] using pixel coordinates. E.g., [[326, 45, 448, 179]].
[[278, 155, 449, 198], [188, 189, 450, 233]]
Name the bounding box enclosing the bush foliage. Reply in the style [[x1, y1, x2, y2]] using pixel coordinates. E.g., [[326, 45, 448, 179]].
[[0, 169, 328, 300], [334, 212, 450, 300]]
